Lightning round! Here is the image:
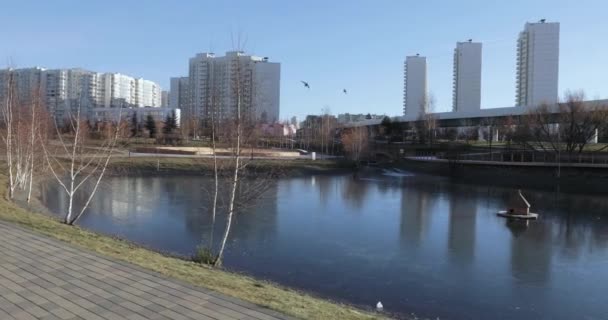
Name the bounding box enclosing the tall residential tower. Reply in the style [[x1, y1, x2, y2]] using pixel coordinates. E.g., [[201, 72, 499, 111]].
[[452, 40, 482, 112], [187, 51, 280, 126], [403, 54, 428, 118], [169, 76, 190, 110], [516, 20, 560, 107]]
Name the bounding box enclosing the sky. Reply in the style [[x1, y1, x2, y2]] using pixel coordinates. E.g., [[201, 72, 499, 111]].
[[0, 0, 606, 121]]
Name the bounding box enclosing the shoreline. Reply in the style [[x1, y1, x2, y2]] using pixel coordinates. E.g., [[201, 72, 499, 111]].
[[1, 158, 390, 320], [394, 159, 608, 195], [105, 157, 357, 177]]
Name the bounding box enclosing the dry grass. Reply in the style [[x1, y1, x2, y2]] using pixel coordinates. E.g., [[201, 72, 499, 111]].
[[107, 157, 356, 175], [0, 173, 386, 320]]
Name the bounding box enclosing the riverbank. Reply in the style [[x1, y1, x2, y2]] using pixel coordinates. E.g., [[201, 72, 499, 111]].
[[0, 168, 387, 320], [396, 158, 608, 194], [106, 157, 357, 177]]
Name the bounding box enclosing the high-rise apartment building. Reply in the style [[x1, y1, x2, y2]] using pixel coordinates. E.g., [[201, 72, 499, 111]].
[[135, 78, 162, 108], [187, 51, 280, 126], [516, 20, 560, 107], [0, 67, 162, 120], [169, 76, 190, 110], [161, 91, 169, 108], [452, 40, 482, 112], [0, 67, 45, 107], [403, 54, 428, 118]]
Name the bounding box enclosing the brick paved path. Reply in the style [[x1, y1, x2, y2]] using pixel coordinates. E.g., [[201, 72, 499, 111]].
[[0, 221, 291, 320]]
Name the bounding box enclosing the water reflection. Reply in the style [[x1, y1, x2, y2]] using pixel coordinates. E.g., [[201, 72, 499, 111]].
[[400, 187, 431, 245], [447, 193, 477, 265], [40, 171, 608, 320]]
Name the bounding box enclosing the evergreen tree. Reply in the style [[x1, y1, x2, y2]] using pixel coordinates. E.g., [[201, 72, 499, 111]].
[[381, 116, 393, 135], [162, 111, 177, 134], [144, 114, 157, 138], [130, 113, 139, 137]]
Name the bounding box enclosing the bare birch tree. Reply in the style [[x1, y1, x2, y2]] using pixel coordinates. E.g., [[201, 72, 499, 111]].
[[214, 49, 246, 267], [0, 70, 46, 200], [41, 100, 122, 225], [1, 70, 16, 198]]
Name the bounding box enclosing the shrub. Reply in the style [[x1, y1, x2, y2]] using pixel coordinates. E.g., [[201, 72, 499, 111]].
[[192, 246, 217, 265]]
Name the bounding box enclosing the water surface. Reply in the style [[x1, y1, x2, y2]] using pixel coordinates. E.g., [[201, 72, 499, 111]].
[[40, 169, 608, 320]]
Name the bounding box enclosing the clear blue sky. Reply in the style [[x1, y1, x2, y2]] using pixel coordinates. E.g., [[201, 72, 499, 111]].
[[1, 0, 606, 121]]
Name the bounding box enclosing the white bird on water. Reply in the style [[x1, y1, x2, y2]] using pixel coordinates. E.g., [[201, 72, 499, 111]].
[[376, 301, 383, 310]]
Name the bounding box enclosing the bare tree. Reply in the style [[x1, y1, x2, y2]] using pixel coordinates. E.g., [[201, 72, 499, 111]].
[[41, 100, 122, 225], [1, 70, 21, 198], [415, 93, 437, 145], [558, 91, 608, 155], [0, 70, 47, 201], [208, 80, 220, 249], [513, 91, 608, 166], [214, 44, 250, 267], [480, 117, 499, 150], [341, 126, 369, 161], [26, 87, 48, 202]]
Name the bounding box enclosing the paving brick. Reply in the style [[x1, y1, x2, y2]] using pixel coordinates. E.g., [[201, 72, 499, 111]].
[[0, 221, 290, 320]]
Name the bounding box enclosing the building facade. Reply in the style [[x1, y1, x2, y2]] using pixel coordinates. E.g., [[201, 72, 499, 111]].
[[0, 67, 163, 120], [337, 113, 385, 124], [403, 54, 428, 118], [90, 107, 180, 126], [187, 51, 280, 127], [516, 20, 560, 107], [169, 76, 190, 110], [453, 40, 482, 112], [161, 90, 169, 107]]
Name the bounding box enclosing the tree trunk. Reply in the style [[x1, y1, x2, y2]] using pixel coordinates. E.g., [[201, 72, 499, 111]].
[[209, 101, 219, 248], [215, 74, 242, 267]]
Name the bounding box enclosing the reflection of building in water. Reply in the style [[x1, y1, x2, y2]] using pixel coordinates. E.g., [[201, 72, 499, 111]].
[[86, 177, 164, 220], [510, 221, 553, 284], [448, 197, 477, 264], [229, 181, 279, 244], [341, 176, 369, 210], [400, 187, 431, 244], [316, 175, 336, 207]]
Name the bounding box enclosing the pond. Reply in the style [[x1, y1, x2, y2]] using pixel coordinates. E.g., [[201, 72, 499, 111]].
[[40, 169, 608, 320]]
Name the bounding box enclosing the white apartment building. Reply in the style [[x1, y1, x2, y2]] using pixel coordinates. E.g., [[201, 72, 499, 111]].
[[135, 78, 162, 108], [453, 40, 482, 112], [0, 67, 163, 120], [169, 76, 190, 110], [188, 51, 280, 126], [516, 20, 560, 107], [104, 73, 136, 108], [403, 54, 428, 118]]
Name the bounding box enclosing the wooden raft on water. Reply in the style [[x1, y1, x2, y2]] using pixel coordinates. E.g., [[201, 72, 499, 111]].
[[497, 189, 539, 220]]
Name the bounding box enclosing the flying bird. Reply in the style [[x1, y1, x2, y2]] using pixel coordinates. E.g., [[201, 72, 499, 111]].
[[343, 89, 348, 94], [300, 81, 310, 89]]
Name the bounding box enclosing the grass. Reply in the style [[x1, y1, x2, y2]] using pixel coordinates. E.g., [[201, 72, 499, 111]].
[[0, 172, 386, 320], [107, 157, 357, 175]]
